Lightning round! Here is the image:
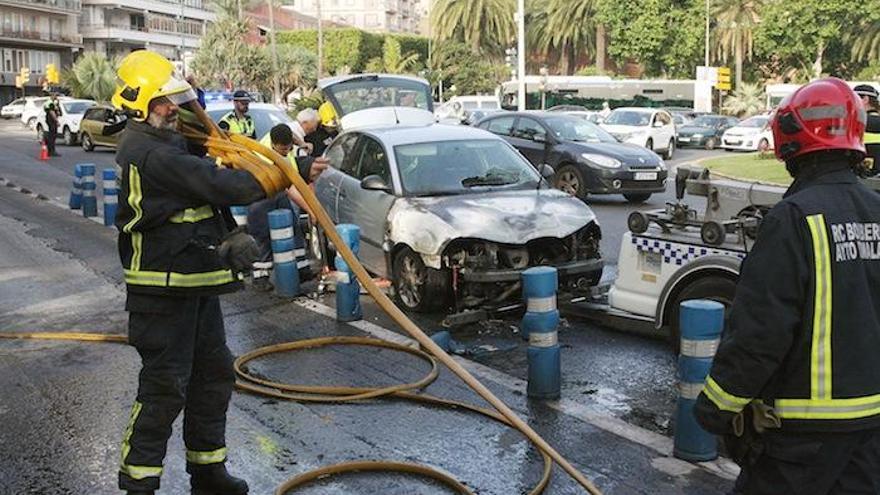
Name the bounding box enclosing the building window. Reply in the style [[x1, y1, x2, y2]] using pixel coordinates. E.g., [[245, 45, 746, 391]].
[[365, 14, 378, 26]]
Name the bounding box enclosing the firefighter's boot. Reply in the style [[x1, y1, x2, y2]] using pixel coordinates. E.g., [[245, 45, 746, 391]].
[[188, 463, 249, 495]]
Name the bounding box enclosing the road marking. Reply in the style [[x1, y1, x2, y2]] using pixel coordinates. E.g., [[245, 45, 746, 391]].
[[293, 297, 740, 481]]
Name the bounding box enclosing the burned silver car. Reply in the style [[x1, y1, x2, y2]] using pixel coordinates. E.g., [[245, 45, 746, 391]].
[[312, 124, 603, 312]]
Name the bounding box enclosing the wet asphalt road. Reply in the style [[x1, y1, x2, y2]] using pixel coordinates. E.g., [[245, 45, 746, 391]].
[[0, 120, 735, 494]]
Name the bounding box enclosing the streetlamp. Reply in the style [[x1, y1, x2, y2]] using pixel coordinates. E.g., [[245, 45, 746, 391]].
[[516, 0, 525, 111], [539, 66, 549, 110]]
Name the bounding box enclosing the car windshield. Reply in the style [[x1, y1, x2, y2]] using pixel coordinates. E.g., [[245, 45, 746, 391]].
[[544, 116, 617, 143], [395, 139, 540, 196], [604, 110, 651, 126], [739, 117, 768, 128], [691, 116, 726, 127], [324, 77, 432, 116], [63, 101, 94, 114]]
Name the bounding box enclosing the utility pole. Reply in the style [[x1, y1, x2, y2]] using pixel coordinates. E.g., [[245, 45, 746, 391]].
[[516, 0, 525, 111], [317, 0, 323, 79], [704, 0, 710, 67], [180, 0, 186, 76], [268, 0, 281, 104]]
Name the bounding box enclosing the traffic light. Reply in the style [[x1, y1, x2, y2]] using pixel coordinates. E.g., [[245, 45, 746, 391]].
[[19, 66, 30, 84], [14, 75, 23, 89], [46, 63, 60, 84], [715, 67, 731, 91]]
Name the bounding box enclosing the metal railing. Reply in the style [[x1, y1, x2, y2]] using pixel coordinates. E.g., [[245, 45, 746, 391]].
[[0, 0, 81, 12], [0, 27, 80, 43]]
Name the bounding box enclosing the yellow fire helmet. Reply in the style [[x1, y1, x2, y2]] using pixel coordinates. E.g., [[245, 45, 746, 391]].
[[318, 101, 338, 128], [112, 50, 197, 121]]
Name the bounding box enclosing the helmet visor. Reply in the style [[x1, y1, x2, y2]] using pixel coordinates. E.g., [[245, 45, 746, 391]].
[[165, 88, 198, 106]]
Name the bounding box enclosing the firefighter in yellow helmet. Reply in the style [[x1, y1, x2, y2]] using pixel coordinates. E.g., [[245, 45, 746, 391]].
[[305, 101, 339, 157], [112, 50, 266, 495]]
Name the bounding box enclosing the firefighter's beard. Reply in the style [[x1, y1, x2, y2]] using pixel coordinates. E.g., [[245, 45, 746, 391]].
[[147, 110, 179, 131]]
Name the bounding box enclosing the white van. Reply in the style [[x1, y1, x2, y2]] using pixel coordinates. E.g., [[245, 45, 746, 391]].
[[435, 95, 499, 123]]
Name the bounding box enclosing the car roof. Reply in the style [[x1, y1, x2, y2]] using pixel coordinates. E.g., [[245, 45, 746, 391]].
[[317, 73, 429, 90], [610, 107, 663, 114], [356, 124, 501, 147], [204, 102, 285, 111]]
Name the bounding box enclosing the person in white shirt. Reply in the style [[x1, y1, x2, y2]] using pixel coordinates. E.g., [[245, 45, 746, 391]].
[[291, 108, 319, 155]]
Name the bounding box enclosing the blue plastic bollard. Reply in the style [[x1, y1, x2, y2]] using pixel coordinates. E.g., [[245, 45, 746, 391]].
[[79, 163, 97, 218], [523, 266, 561, 400], [68, 164, 83, 210], [334, 224, 362, 322], [673, 299, 724, 462], [230, 206, 248, 227], [268, 208, 300, 297], [430, 330, 452, 352], [102, 168, 118, 227]]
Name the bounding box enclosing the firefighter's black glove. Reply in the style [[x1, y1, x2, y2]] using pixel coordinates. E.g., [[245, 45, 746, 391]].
[[217, 227, 260, 272], [724, 401, 781, 467]]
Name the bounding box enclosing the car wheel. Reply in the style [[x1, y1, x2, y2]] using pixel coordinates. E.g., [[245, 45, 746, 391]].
[[554, 164, 588, 200], [81, 133, 95, 151], [63, 126, 75, 146], [668, 275, 736, 353], [26, 117, 36, 129], [623, 193, 651, 203], [705, 137, 717, 150], [392, 247, 447, 312], [758, 138, 770, 152], [645, 138, 654, 151], [664, 139, 675, 160], [35, 123, 44, 140]]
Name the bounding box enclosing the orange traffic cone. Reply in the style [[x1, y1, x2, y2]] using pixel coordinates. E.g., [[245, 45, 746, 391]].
[[39, 139, 49, 161]]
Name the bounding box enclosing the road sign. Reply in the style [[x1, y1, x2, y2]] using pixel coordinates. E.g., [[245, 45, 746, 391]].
[[14, 75, 23, 88], [715, 67, 731, 91]]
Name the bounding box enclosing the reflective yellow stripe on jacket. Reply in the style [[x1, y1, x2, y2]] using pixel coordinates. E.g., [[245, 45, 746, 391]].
[[865, 132, 880, 145], [123, 164, 145, 271], [220, 112, 255, 137], [703, 376, 750, 413], [124, 269, 237, 288], [169, 205, 214, 223]]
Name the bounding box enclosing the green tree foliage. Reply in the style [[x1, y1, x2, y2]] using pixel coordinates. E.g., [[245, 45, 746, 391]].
[[432, 41, 506, 95], [365, 37, 421, 74], [277, 28, 384, 74], [531, 0, 597, 74], [848, 4, 880, 63], [275, 45, 318, 101], [64, 52, 117, 102], [755, 0, 861, 78], [722, 82, 764, 116], [192, 16, 270, 90], [711, 0, 763, 88], [430, 0, 515, 56], [855, 61, 880, 81]]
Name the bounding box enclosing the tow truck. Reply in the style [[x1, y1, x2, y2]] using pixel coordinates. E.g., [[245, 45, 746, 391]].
[[564, 166, 880, 346]]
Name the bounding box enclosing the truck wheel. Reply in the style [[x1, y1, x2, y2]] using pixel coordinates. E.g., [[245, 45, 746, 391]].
[[392, 247, 448, 312], [668, 275, 737, 353]]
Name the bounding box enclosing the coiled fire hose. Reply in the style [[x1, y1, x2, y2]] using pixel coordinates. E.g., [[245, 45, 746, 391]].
[[1, 103, 603, 494]]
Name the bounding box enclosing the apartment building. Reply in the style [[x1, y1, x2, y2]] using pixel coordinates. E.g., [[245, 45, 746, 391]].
[[286, 0, 422, 34], [0, 0, 83, 103], [80, 0, 215, 66]]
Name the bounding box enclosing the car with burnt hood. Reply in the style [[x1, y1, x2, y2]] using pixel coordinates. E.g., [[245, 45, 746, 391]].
[[475, 112, 667, 203]]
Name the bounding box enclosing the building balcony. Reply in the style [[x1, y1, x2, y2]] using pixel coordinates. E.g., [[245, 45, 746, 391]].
[[80, 23, 202, 49], [0, 27, 82, 48], [0, 0, 81, 15], [82, 0, 215, 22], [384, 0, 399, 14]]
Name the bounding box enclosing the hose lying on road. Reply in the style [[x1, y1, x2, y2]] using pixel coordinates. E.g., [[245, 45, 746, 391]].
[[178, 101, 602, 493]]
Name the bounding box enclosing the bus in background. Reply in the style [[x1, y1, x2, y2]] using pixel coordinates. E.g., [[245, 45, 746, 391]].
[[765, 82, 880, 111]]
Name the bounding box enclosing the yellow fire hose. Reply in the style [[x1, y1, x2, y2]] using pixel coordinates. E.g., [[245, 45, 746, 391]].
[[179, 101, 601, 493], [0, 104, 604, 494]]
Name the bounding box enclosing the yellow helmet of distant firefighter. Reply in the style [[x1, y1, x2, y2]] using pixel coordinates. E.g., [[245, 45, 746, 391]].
[[318, 101, 338, 128], [111, 50, 196, 121]]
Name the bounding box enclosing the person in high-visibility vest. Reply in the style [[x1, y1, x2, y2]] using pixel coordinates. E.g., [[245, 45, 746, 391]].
[[694, 78, 880, 494], [854, 84, 880, 175], [217, 90, 256, 139]]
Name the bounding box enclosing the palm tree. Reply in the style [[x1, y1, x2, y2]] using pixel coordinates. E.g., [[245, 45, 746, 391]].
[[70, 52, 117, 102], [532, 0, 600, 74], [850, 20, 880, 63], [210, 0, 258, 18], [722, 82, 764, 117], [711, 0, 762, 90], [430, 0, 515, 55]]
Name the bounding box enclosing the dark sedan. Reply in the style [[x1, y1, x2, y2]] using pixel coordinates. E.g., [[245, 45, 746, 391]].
[[475, 112, 667, 203], [676, 114, 739, 150]]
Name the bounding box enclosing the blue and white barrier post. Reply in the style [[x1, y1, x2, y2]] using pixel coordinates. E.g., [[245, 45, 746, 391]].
[[673, 299, 724, 462], [268, 208, 300, 297], [102, 168, 118, 227], [334, 224, 362, 322], [68, 164, 83, 210], [522, 266, 561, 400], [79, 163, 97, 218], [230, 206, 248, 227]]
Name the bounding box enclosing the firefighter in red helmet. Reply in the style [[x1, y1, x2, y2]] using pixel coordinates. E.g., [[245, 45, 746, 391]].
[[694, 78, 880, 494]]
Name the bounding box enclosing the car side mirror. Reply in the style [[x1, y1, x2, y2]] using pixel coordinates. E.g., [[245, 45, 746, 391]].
[[360, 174, 391, 193], [538, 163, 555, 179], [533, 133, 548, 143], [653, 121, 664, 128]]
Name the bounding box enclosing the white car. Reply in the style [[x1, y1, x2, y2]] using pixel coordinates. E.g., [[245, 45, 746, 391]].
[[434, 95, 500, 124], [1, 98, 27, 119], [20, 96, 53, 128], [721, 115, 774, 152], [600, 107, 676, 159], [35, 99, 95, 146]]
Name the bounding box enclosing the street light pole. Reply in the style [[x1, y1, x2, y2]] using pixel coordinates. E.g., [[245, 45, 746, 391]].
[[179, 0, 186, 76], [516, 0, 525, 111], [317, 0, 323, 79], [704, 0, 710, 67], [268, 0, 281, 104]]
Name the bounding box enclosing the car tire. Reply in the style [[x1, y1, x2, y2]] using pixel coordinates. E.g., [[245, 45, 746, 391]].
[[705, 137, 717, 150], [26, 117, 36, 129], [392, 247, 448, 312], [758, 138, 770, 152], [63, 126, 75, 146], [623, 193, 651, 204], [554, 164, 588, 200], [645, 138, 654, 151], [668, 275, 737, 353], [664, 139, 675, 160], [81, 133, 95, 151], [35, 123, 43, 140]]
